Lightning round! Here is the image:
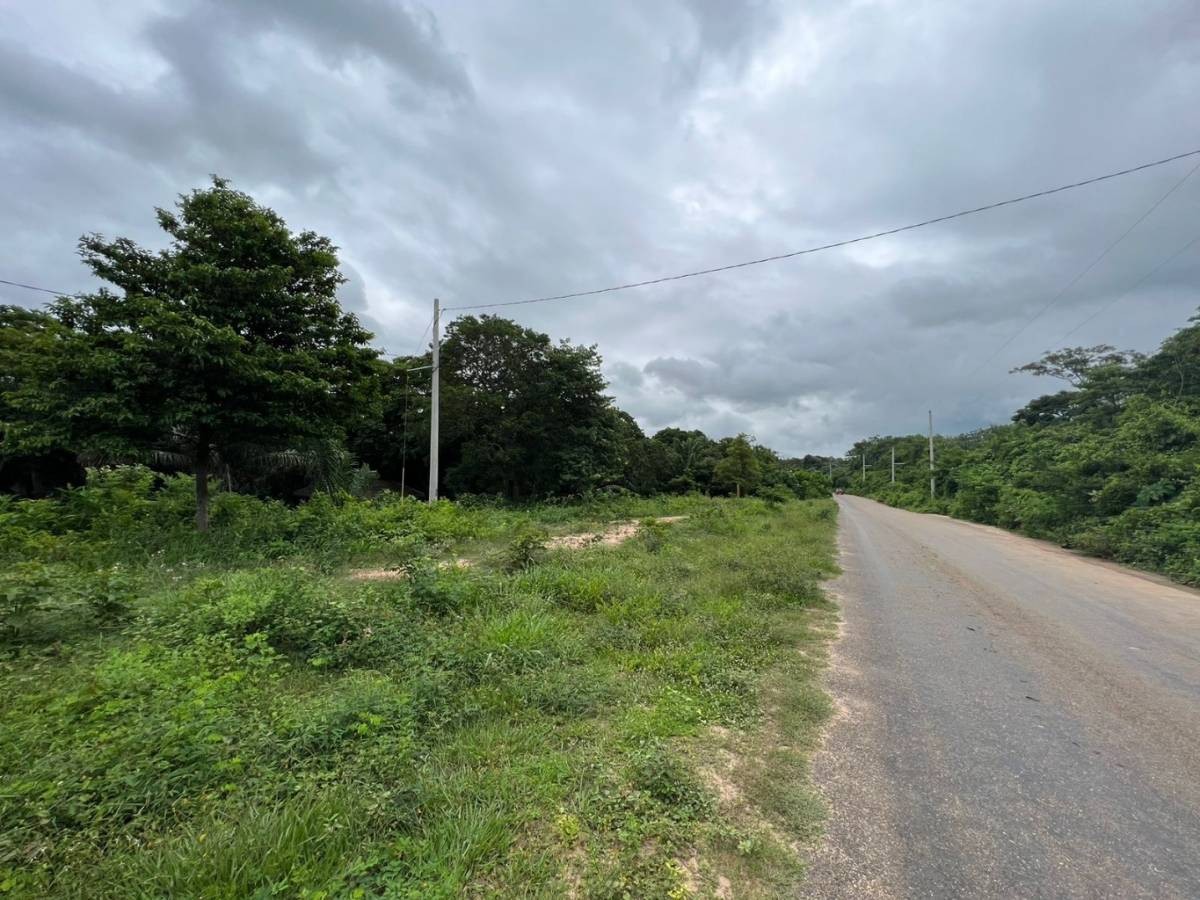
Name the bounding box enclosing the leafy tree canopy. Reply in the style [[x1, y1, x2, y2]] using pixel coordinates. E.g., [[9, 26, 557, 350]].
[[713, 434, 762, 497], [850, 310, 1200, 585], [2, 178, 378, 528]]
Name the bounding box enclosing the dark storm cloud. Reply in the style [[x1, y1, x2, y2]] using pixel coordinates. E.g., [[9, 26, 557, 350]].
[[3, 0, 1199, 456], [211, 0, 472, 99]]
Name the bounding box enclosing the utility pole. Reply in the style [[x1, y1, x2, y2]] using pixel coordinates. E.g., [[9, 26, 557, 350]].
[[861, 452, 866, 485], [428, 298, 440, 503], [891, 446, 896, 483], [928, 409, 935, 499]]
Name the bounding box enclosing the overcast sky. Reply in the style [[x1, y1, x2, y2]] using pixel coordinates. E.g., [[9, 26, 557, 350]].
[[3, 1, 1199, 456]]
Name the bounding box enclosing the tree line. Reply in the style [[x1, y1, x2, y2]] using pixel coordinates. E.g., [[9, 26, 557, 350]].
[[844, 319, 1200, 585], [0, 179, 829, 528]]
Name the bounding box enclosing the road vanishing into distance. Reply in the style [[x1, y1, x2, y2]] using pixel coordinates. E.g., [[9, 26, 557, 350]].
[[805, 496, 1200, 899]]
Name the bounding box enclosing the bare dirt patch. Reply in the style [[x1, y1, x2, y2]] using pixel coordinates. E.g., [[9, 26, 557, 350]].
[[545, 516, 687, 550], [347, 517, 687, 581]]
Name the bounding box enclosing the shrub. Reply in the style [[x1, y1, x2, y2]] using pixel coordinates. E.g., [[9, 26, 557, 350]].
[[638, 518, 668, 553], [501, 526, 548, 573], [0, 562, 55, 637], [276, 671, 416, 759], [79, 565, 136, 623], [755, 485, 793, 507], [407, 562, 476, 616], [0, 563, 137, 638], [175, 568, 405, 669]]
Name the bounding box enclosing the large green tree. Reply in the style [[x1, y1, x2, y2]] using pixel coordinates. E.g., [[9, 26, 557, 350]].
[[0, 306, 86, 495], [713, 434, 762, 497], [425, 316, 623, 498], [8, 179, 378, 528]]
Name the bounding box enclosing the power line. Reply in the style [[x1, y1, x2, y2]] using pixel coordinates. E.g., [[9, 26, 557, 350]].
[[0, 277, 72, 297], [966, 155, 1200, 377], [1055, 230, 1200, 343], [410, 314, 434, 357], [445, 147, 1200, 311]]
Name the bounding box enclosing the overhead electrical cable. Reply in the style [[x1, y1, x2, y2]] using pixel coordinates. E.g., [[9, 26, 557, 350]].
[[0, 277, 72, 297], [445, 147, 1200, 311], [1056, 230, 1200, 343], [410, 314, 435, 358], [965, 155, 1200, 377]]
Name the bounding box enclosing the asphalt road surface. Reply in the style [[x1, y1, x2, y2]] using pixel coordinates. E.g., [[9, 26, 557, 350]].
[[804, 496, 1200, 899]]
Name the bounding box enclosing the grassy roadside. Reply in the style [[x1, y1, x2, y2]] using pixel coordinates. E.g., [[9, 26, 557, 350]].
[[1, 485, 838, 898]]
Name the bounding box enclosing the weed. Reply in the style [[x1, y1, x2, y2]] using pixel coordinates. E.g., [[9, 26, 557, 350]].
[[0, 488, 838, 897], [500, 525, 548, 572], [638, 517, 669, 553]]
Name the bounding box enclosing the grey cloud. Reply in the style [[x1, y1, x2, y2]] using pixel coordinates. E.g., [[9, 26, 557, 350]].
[[3, 0, 1200, 457], [337, 262, 369, 314], [212, 0, 472, 99], [667, 0, 781, 95], [605, 360, 644, 389], [0, 40, 179, 161]]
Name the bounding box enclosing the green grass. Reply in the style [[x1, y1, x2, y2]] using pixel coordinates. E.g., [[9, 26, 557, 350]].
[[0, 481, 838, 898]]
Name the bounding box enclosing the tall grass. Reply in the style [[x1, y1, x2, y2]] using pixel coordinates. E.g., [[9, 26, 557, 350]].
[[0, 473, 837, 897]]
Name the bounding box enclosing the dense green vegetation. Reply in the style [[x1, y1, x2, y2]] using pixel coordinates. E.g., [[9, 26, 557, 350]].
[[844, 315, 1200, 585], [0, 179, 828, 519], [0, 176, 844, 897], [0, 472, 837, 897]]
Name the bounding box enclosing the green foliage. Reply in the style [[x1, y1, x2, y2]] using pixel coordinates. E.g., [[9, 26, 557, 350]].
[[2, 179, 378, 529], [1, 562, 135, 638], [0, 489, 837, 897], [637, 517, 669, 553], [713, 434, 763, 497], [500, 524, 548, 572], [756, 484, 793, 507], [628, 741, 712, 818], [851, 310, 1200, 584], [787, 468, 833, 499], [0, 562, 54, 635]]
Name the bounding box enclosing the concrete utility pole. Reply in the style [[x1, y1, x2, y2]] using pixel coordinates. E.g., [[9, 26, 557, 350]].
[[862, 452, 866, 485], [428, 298, 440, 503], [928, 409, 935, 499], [891, 446, 896, 483]]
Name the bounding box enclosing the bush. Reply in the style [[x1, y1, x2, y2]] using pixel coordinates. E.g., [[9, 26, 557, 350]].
[[174, 568, 410, 669], [0, 562, 55, 637], [755, 485, 793, 507], [501, 526, 548, 573], [0, 563, 136, 638], [637, 518, 669, 553], [407, 562, 476, 616]]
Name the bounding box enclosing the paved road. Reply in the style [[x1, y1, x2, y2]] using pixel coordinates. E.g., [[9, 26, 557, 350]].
[[804, 496, 1200, 899]]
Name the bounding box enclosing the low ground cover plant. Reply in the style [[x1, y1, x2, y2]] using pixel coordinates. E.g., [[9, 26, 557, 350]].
[[0, 474, 837, 897]]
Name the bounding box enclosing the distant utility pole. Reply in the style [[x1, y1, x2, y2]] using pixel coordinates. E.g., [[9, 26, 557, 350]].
[[891, 446, 896, 483], [428, 298, 441, 503], [928, 409, 935, 499], [861, 452, 866, 485]]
